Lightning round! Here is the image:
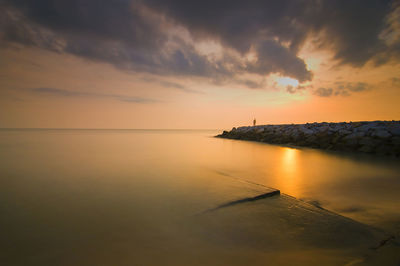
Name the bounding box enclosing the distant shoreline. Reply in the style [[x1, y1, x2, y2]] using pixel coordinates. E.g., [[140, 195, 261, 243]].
[[216, 121, 400, 157]]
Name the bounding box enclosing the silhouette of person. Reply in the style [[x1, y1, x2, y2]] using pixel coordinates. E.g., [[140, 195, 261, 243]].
[[253, 118, 256, 126]]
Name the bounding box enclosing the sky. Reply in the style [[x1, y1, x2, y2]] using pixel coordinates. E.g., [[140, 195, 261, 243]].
[[0, 0, 399, 129]]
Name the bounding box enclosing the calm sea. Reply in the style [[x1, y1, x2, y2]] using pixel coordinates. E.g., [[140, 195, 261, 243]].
[[1, 129, 399, 265]]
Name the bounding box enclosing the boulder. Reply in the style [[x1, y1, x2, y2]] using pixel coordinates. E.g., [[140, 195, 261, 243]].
[[255, 128, 264, 133], [371, 130, 391, 139], [344, 131, 366, 139], [300, 126, 314, 135], [388, 126, 400, 136], [357, 122, 382, 132], [339, 129, 352, 135]]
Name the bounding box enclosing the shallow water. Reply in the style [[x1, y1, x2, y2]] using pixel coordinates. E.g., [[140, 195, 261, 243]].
[[0, 129, 399, 265]]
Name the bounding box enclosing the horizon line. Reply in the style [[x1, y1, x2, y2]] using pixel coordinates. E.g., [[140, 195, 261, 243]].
[[0, 127, 222, 131]]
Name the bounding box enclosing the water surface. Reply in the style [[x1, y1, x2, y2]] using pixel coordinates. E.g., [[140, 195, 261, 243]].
[[1, 129, 399, 265]]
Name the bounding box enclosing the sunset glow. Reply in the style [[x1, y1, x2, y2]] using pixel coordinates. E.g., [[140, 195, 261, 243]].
[[1, 1, 400, 265], [0, 1, 399, 129]]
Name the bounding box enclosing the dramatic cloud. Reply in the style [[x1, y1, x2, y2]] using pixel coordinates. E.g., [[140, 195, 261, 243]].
[[32, 87, 158, 103], [313, 82, 372, 97], [286, 86, 297, 94], [314, 87, 333, 97], [334, 82, 372, 96], [236, 79, 265, 90], [317, 1, 396, 66], [286, 84, 310, 94], [247, 40, 312, 82], [146, 0, 399, 66], [0, 0, 221, 77], [1, 0, 399, 89]]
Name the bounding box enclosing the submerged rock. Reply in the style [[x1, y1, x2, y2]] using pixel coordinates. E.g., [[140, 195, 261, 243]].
[[217, 121, 400, 157]]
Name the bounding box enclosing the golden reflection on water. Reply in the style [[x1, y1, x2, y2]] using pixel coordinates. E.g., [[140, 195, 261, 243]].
[[281, 148, 298, 175], [277, 147, 302, 195]]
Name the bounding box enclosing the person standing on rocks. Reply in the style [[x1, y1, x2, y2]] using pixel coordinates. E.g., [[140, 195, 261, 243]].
[[253, 118, 256, 126]]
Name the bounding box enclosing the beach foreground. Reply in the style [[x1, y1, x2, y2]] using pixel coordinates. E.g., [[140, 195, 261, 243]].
[[3, 170, 399, 265]]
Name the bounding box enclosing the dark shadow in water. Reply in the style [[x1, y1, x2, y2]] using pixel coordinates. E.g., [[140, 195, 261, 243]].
[[202, 190, 280, 214]]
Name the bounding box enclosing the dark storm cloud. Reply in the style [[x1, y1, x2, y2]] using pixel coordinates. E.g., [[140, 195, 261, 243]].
[[1, 0, 163, 49], [247, 40, 312, 82], [32, 87, 158, 103], [316, 1, 395, 66], [146, 0, 398, 66], [145, 0, 310, 53], [0, 0, 240, 81], [1, 0, 398, 87]]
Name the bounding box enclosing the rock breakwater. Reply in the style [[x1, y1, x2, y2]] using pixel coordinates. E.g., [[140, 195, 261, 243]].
[[217, 121, 400, 156]]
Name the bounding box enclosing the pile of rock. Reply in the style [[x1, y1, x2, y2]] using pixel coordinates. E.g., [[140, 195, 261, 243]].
[[217, 121, 400, 156]]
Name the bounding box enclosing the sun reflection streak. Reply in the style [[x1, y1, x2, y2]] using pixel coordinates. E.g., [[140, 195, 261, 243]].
[[278, 148, 301, 195], [282, 148, 298, 174]]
